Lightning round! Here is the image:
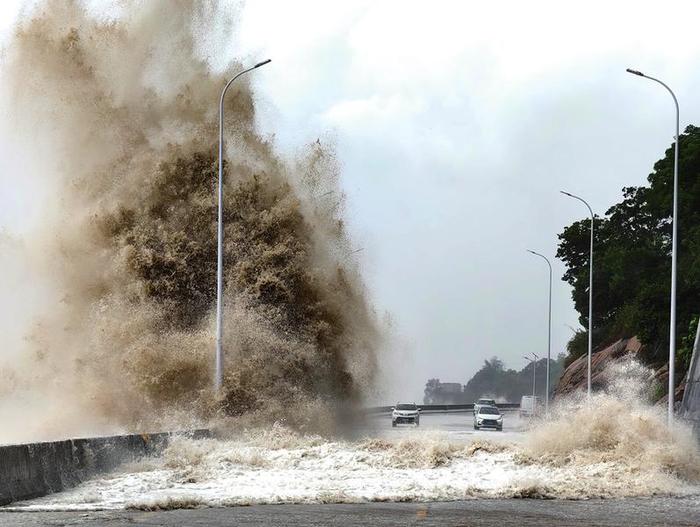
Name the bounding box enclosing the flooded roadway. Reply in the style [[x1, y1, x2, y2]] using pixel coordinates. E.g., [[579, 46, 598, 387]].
[[2, 410, 699, 526]]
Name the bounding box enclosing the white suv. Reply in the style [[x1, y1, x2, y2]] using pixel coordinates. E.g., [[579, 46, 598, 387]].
[[474, 405, 503, 431], [392, 403, 420, 427]]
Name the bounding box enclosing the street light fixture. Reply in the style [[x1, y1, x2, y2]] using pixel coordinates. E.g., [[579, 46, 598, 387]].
[[527, 249, 552, 414], [216, 59, 271, 393], [626, 67, 680, 426], [561, 190, 594, 398]]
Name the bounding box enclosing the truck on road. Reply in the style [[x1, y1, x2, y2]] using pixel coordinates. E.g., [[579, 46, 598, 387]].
[[519, 396, 540, 418]]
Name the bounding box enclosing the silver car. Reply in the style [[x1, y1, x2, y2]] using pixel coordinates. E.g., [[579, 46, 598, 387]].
[[392, 403, 420, 427]]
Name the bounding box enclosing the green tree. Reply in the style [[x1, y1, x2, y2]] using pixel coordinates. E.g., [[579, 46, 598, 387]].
[[460, 356, 564, 403], [557, 125, 700, 371]]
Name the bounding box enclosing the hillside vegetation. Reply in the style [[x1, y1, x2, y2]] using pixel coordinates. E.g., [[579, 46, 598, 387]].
[[424, 355, 566, 404], [557, 125, 700, 382]]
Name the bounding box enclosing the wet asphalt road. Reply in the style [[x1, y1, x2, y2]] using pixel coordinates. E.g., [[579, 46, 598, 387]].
[[3, 497, 700, 526], [361, 408, 525, 442]]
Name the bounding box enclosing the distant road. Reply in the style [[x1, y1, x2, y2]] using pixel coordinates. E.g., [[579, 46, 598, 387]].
[[356, 410, 525, 443], [5, 498, 699, 526], [365, 403, 520, 414]]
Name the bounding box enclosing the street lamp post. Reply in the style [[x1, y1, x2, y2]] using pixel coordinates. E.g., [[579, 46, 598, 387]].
[[532, 353, 539, 400], [626, 68, 680, 426], [216, 59, 271, 393], [527, 250, 553, 414], [561, 190, 594, 398]]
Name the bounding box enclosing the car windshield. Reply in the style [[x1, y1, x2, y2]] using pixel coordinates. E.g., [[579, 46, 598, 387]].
[[396, 404, 417, 411], [478, 399, 495, 404], [479, 407, 500, 415]]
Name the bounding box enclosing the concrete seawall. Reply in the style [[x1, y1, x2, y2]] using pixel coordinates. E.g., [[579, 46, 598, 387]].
[[0, 430, 208, 506]]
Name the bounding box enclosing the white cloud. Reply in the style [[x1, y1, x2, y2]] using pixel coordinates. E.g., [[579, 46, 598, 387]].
[[237, 0, 700, 398]]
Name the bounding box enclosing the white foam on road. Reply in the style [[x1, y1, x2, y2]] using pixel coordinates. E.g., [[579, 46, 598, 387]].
[[6, 416, 699, 512], [6, 363, 700, 512]]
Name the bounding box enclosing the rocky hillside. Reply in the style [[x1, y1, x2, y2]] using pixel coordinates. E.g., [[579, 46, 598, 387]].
[[553, 336, 686, 405], [554, 337, 642, 398]]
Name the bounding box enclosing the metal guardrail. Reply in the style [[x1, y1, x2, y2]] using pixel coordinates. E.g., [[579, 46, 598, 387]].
[[365, 403, 520, 414], [680, 319, 700, 436]]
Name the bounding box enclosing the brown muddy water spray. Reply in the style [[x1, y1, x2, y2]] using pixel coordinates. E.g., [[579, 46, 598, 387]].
[[0, 0, 380, 442]]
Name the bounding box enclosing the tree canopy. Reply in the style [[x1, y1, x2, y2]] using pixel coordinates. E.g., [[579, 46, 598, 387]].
[[423, 355, 565, 404], [557, 125, 700, 370]]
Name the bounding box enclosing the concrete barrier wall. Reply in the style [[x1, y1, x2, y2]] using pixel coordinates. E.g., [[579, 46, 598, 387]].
[[0, 430, 208, 506]]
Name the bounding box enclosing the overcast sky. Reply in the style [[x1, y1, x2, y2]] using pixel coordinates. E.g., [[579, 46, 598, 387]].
[[2, 1, 700, 402]]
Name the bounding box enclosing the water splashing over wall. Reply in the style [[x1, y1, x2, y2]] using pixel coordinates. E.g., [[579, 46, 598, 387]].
[[0, 0, 380, 443]]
